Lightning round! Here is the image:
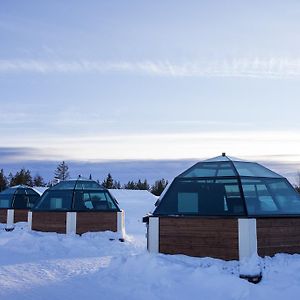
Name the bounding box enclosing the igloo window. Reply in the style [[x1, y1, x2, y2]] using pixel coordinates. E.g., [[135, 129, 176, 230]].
[[178, 192, 198, 213]]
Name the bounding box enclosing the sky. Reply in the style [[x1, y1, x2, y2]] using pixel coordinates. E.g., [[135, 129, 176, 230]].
[[1, 0, 300, 182]]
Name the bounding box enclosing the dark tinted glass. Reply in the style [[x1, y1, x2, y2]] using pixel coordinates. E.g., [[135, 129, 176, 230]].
[[154, 179, 245, 216], [12, 194, 29, 209], [0, 188, 16, 195], [0, 194, 13, 208], [242, 178, 300, 215], [73, 190, 117, 211], [34, 190, 73, 210]]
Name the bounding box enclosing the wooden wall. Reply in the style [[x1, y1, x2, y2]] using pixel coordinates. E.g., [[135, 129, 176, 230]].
[[32, 212, 67, 234], [76, 212, 117, 235], [159, 217, 239, 260], [0, 209, 6, 223], [257, 218, 300, 257], [14, 209, 28, 223]]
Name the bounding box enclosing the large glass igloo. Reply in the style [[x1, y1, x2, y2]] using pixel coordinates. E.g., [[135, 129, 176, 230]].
[[145, 154, 300, 262], [33, 178, 120, 212], [154, 154, 300, 217]]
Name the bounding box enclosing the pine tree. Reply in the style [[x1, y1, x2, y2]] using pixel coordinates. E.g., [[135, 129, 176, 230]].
[[123, 181, 136, 190], [113, 180, 121, 189], [151, 178, 168, 196], [136, 179, 150, 190], [0, 169, 7, 191], [33, 174, 46, 186], [102, 173, 114, 189], [54, 161, 70, 181], [10, 168, 33, 186]]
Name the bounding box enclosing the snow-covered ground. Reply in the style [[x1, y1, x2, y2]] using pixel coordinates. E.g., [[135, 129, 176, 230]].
[[1, 195, 300, 299], [109, 188, 157, 236]]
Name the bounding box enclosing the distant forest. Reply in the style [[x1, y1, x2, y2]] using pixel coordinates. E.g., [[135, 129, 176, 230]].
[[0, 161, 168, 196]]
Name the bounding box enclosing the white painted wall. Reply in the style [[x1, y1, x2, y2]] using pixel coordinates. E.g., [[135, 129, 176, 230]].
[[117, 210, 126, 239], [6, 209, 14, 230], [28, 211, 33, 230], [148, 217, 159, 253], [66, 212, 77, 234], [238, 218, 258, 260]]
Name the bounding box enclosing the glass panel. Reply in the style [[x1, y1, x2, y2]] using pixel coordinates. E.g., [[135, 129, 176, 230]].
[[178, 192, 198, 213], [0, 188, 16, 195], [181, 162, 235, 178], [233, 162, 281, 178], [51, 181, 77, 190], [204, 155, 230, 162], [154, 179, 245, 216], [12, 194, 29, 209], [73, 191, 117, 211], [242, 178, 300, 215], [0, 194, 12, 208], [75, 180, 101, 190], [27, 195, 40, 208], [34, 190, 73, 210]]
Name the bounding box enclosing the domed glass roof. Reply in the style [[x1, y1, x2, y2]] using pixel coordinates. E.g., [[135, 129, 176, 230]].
[[154, 154, 300, 217], [33, 178, 121, 212], [0, 185, 41, 209]]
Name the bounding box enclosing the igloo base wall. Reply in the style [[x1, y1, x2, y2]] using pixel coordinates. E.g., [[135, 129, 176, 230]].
[[158, 217, 239, 260], [76, 212, 118, 234], [0, 209, 7, 223], [32, 212, 67, 233], [31, 211, 123, 235], [0, 209, 30, 225], [13, 209, 29, 222], [147, 216, 300, 260], [257, 218, 300, 257]]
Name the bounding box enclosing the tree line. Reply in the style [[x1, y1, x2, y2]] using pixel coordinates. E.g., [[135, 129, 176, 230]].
[[0, 161, 168, 196]]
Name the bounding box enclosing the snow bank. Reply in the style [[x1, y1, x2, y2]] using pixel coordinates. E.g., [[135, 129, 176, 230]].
[[1, 226, 300, 300]]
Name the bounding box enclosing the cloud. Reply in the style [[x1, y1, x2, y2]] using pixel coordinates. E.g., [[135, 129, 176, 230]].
[[0, 147, 41, 162], [1, 58, 300, 79]]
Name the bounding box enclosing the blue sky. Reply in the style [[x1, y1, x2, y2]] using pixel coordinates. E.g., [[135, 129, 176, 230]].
[[1, 1, 300, 181]]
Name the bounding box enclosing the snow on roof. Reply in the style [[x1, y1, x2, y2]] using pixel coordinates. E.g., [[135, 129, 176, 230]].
[[32, 186, 48, 195]]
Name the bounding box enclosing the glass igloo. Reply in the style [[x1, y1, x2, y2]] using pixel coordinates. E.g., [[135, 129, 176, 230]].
[[0, 185, 40, 209], [154, 154, 300, 217], [33, 178, 120, 212], [31, 178, 125, 237]]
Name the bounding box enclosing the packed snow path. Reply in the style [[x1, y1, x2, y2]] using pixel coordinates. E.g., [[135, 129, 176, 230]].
[[1, 191, 300, 300]]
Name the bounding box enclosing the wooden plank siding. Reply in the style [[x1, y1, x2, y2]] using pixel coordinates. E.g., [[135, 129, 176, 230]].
[[32, 212, 67, 234], [257, 218, 300, 257], [14, 209, 29, 223], [159, 217, 239, 260], [76, 212, 117, 235], [0, 209, 7, 223]]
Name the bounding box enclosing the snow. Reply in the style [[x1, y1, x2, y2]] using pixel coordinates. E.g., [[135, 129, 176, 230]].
[[108, 189, 157, 236], [32, 186, 48, 195], [1, 193, 300, 299]]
